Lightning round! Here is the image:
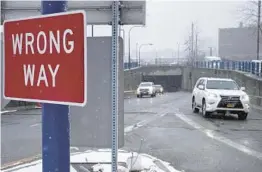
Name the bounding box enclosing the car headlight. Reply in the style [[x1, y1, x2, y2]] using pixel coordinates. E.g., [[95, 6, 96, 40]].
[[241, 95, 249, 101], [207, 93, 218, 98]]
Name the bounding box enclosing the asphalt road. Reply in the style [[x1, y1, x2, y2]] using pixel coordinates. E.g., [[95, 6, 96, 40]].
[[2, 92, 262, 172], [123, 93, 262, 172]]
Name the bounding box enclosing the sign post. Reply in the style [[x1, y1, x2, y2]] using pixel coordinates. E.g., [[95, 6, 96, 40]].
[[41, 1, 69, 172], [111, 2, 119, 172], [3, 1, 86, 172]]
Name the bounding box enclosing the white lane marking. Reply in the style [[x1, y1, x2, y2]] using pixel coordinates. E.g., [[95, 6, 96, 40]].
[[30, 123, 40, 127], [0, 110, 18, 114], [124, 111, 168, 134], [175, 113, 262, 161]]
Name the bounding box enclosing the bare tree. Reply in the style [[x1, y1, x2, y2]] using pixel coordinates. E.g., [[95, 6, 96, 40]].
[[184, 22, 201, 65], [239, 0, 260, 26], [239, 0, 261, 59]]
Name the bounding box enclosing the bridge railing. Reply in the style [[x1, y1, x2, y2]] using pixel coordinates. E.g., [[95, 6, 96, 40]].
[[192, 60, 262, 78], [132, 60, 262, 78]]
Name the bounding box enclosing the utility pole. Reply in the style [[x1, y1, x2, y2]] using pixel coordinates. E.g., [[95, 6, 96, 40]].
[[191, 22, 194, 59], [208, 47, 213, 56], [91, 25, 94, 37], [195, 33, 198, 58], [177, 43, 180, 64], [257, 0, 261, 60]]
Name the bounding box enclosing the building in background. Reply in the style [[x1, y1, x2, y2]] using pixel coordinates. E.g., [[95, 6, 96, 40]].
[[218, 24, 262, 60]]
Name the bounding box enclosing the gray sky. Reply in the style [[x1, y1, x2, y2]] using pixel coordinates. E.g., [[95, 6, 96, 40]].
[[92, 0, 246, 58], [0, 0, 249, 59]]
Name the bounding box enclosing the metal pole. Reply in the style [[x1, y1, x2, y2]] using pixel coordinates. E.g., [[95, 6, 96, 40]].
[[195, 33, 198, 58], [139, 45, 141, 67], [208, 47, 212, 56], [111, 1, 119, 172], [136, 43, 139, 64], [91, 25, 94, 37], [128, 26, 143, 69], [138, 43, 152, 67], [177, 43, 180, 64], [257, 0, 261, 60], [191, 22, 194, 59], [120, 28, 125, 43], [41, 1, 70, 172]]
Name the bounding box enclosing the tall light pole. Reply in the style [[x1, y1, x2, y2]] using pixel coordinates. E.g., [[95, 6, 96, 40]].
[[155, 48, 158, 58], [208, 47, 213, 56], [139, 43, 153, 66], [120, 28, 125, 58], [177, 42, 180, 64], [128, 26, 144, 69], [135, 43, 139, 64], [120, 28, 125, 43]]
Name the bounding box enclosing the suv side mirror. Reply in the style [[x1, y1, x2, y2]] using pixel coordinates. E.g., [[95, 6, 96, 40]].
[[240, 87, 246, 91], [198, 85, 204, 90]]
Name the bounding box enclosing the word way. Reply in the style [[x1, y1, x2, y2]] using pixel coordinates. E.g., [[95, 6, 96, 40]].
[[23, 64, 60, 87]]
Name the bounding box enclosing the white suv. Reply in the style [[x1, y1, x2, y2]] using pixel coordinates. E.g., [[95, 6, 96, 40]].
[[137, 82, 156, 98], [192, 77, 250, 120]]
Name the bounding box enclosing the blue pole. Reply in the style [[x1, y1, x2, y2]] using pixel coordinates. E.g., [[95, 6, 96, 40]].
[[41, 1, 70, 172]]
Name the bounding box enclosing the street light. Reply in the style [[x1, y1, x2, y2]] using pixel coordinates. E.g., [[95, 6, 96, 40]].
[[120, 28, 125, 42], [138, 43, 153, 67], [128, 25, 144, 69], [135, 43, 139, 63], [177, 42, 180, 64]]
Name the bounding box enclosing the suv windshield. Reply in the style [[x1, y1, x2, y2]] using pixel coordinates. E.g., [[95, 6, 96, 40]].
[[140, 83, 152, 87], [206, 80, 239, 90]]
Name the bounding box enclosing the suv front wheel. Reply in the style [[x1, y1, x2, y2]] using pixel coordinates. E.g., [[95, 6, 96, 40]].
[[202, 99, 211, 118], [192, 97, 199, 113]]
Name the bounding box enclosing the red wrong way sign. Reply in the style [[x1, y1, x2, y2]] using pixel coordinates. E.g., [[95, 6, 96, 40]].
[[3, 11, 87, 106]]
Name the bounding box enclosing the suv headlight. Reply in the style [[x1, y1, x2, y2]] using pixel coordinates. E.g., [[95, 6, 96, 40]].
[[241, 95, 249, 101], [207, 93, 218, 98]]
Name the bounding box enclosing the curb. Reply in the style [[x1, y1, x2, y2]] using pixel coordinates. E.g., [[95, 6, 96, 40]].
[[1, 106, 41, 115], [1, 154, 42, 171]]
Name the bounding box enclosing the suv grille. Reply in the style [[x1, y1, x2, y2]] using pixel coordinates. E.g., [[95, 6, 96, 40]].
[[140, 88, 149, 92], [217, 95, 243, 108]]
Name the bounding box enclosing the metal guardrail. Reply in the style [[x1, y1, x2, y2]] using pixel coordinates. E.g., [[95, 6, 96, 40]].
[[192, 60, 262, 78], [125, 60, 262, 78]]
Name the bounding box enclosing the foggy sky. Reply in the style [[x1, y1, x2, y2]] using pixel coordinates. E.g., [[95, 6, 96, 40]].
[[0, 0, 248, 58]]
